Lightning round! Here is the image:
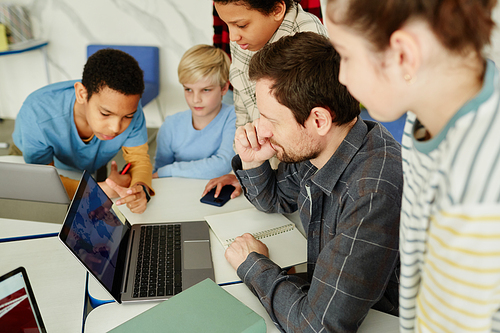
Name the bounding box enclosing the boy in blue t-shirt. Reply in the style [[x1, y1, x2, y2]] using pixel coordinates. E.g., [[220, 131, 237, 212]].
[[12, 49, 153, 214], [153, 44, 236, 179]]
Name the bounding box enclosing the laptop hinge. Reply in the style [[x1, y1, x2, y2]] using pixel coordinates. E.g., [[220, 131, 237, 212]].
[[121, 229, 135, 294]]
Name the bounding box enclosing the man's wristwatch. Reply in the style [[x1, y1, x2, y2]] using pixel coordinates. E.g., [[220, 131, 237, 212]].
[[141, 185, 151, 202]]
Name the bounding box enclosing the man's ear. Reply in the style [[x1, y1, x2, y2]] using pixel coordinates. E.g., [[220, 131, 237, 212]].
[[74, 82, 88, 104], [308, 107, 332, 136], [273, 1, 287, 22], [221, 81, 230, 96], [389, 29, 421, 81]]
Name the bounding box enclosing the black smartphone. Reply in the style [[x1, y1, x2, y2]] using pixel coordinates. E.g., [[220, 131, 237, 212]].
[[200, 185, 235, 207]]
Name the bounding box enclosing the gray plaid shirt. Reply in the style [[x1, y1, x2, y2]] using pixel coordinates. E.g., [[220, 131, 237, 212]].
[[229, 3, 328, 127], [233, 118, 402, 332]]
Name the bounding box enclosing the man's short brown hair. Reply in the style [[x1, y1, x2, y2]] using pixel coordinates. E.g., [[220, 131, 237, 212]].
[[248, 31, 360, 126]]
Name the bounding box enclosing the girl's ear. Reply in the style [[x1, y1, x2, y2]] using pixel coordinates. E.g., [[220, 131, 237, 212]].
[[389, 29, 421, 82], [74, 82, 88, 104], [272, 1, 287, 22]]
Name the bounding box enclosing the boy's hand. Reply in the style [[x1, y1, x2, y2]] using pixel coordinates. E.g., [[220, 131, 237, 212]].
[[107, 161, 132, 188], [203, 174, 242, 199], [225, 233, 269, 270], [234, 119, 276, 169], [106, 179, 148, 214]]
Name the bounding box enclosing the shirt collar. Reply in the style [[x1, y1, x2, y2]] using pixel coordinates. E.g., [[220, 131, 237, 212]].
[[309, 117, 367, 195], [267, 2, 299, 45], [412, 59, 496, 154]]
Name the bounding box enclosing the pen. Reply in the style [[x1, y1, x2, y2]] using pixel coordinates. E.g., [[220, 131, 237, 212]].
[[120, 162, 131, 175], [218, 281, 242, 287]]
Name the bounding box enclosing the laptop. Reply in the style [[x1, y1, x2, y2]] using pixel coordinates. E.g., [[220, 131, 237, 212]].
[[58, 170, 215, 303], [0, 162, 70, 223], [0, 267, 47, 333]]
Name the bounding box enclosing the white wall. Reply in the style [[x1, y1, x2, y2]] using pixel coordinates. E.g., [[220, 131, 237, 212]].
[[488, 4, 500, 64], [0, 0, 213, 127], [1, 0, 500, 128]]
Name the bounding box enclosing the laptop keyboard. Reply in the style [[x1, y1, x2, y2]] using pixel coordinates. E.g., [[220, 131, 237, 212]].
[[133, 224, 182, 298]]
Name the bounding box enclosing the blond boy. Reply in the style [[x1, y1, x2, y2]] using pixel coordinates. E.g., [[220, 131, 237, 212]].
[[153, 45, 235, 179]]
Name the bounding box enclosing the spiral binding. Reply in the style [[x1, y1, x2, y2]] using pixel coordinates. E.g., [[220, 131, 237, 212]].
[[225, 223, 295, 245]]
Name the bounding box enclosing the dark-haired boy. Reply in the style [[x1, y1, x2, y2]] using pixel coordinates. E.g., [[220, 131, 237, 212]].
[[225, 32, 402, 332], [12, 49, 153, 214]]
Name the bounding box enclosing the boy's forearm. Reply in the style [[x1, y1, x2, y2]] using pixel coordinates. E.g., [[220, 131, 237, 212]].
[[122, 144, 154, 195]]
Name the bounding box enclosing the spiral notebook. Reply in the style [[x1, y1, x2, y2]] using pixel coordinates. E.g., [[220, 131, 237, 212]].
[[205, 208, 307, 269]]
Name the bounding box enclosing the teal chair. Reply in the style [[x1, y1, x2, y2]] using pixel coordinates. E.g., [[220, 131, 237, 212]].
[[360, 109, 406, 144]]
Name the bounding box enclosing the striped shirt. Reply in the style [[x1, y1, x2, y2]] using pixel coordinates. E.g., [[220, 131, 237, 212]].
[[229, 3, 327, 127], [399, 59, 500, 333]]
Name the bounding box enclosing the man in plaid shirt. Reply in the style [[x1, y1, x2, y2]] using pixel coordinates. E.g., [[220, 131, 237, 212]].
[[225, 32, 401, 332]]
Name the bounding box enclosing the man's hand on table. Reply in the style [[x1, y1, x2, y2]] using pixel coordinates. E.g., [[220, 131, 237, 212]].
[[225, 233, 269, 270]]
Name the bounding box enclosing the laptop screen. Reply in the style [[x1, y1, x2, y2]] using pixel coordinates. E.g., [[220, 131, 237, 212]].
[[59, 171, 131, 300], [0, 267, 47, 333]]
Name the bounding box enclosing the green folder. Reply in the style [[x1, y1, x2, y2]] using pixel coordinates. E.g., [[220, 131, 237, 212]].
[[108, 279, 266, 333]]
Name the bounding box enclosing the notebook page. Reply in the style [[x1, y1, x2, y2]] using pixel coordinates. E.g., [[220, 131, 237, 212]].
[[205, 208, 307, 268], [258, 228, 307, 268]]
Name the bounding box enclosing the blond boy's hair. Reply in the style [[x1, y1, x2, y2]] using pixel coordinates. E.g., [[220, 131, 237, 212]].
[[178, 44, 231, 87]]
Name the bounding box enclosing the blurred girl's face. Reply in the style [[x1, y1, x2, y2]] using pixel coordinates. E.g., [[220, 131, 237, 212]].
[[326, 13, 408, 122], [215, 1, 286, 52]]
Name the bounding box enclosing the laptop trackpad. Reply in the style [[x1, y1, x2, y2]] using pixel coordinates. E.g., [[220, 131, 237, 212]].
[[184, 241, 213, 269]]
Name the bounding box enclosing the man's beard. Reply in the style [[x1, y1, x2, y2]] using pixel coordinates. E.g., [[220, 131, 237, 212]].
[[270, 138, 321, 164]]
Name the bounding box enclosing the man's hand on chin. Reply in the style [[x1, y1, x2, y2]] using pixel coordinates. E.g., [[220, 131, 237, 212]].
[[235, 119, 276, 170]]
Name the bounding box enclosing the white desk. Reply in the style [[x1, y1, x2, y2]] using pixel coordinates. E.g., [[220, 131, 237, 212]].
[[0, 237, 86, 333], [83, 284, 275, 333], [125, 178, 301, 284], [123, 177, 300, 283], [0, 218, 60, 239], [123, 178, 256, 285], [119, 177, 254, 223], [223, 285, 400, 333], [85, 177, 399, 332], [88, 177, 255, 303], [84, 283, 399, 333], [0, 176, 399, 332]]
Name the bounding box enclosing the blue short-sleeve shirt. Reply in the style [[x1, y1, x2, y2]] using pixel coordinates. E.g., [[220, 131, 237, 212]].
[[12, 80, 147, 173]]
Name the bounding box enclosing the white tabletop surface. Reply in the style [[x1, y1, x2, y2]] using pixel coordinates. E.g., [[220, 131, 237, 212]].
[[125, 177, 300, 283], [119, 177, 254, 223], [221, 284, 400, 333], [0, 218, 61, 239], [1, 176, 400, 332], [84, 282, 399, 333], [88, 177, 255, 301], [0, 237, 87, 333], [85, 178, 399, 332]]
